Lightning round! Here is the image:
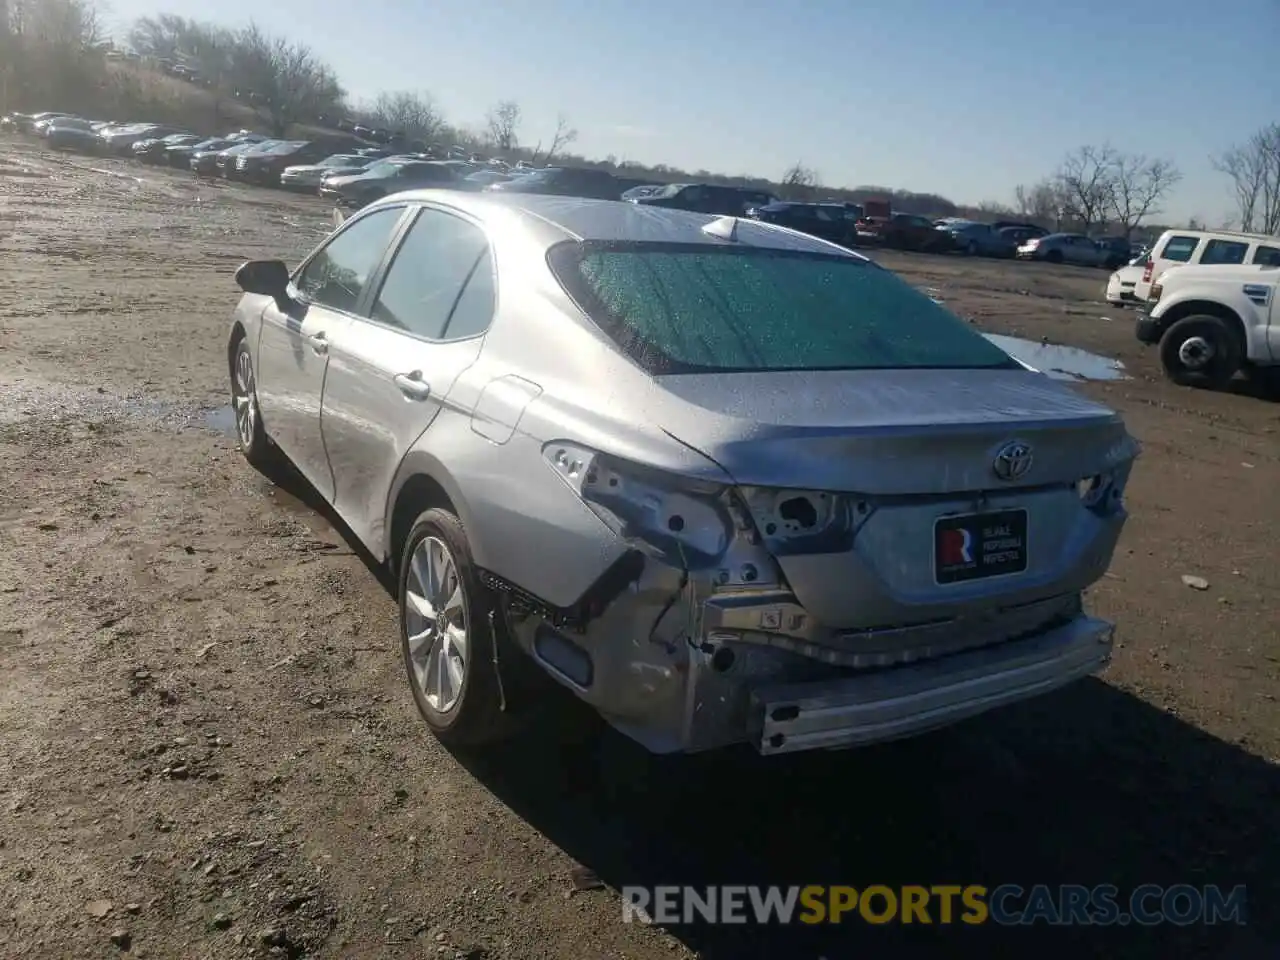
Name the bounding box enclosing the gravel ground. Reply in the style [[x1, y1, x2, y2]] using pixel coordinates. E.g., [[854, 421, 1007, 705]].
[[1, 136, 1277, 959]]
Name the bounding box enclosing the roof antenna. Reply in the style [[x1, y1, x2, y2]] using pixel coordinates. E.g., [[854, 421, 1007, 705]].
[[701, 215, 739, 241]]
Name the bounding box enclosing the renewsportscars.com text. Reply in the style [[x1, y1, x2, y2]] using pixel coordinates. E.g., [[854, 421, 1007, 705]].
[[622, 884, 1248, 927]]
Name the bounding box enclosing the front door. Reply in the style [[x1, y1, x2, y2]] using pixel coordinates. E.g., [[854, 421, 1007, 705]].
[[254, 205, 408, 499], [320, 204, 496, 555]]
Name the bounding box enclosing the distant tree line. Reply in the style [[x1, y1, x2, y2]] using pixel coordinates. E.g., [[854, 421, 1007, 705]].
[[2, 0, 1276, 235]]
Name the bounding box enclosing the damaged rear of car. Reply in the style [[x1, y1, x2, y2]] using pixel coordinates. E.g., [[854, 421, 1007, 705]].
[[504, 232, 1137, 754]]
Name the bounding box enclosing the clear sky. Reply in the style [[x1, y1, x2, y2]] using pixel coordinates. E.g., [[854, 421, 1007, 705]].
[[104, 0, 1280, 223]]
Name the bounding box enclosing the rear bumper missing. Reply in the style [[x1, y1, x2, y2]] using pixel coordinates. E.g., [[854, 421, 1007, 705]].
[[750, 614, 1114, 755]]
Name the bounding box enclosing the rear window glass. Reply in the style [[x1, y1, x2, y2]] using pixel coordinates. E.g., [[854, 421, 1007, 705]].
[[1160, 235, 1200, 262], [550, 243, 1018, 375]]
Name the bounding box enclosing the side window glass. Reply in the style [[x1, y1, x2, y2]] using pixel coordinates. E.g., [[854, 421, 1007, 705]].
[[1160, 235, 1200, 263], [1201, 239, 1248, 265], [442, 250, 496, 340], [1252, 245, 1280, 266], [369, 208, 489, 339], [294, 207, 403, 313]]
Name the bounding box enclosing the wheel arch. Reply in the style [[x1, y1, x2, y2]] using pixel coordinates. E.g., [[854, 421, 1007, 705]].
[[385, 453, 475, 580], [1157, 300, 1247, 352], [227, 321, 247, 378]]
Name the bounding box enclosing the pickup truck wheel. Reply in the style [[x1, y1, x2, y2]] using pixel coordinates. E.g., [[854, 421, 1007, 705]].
[[399, 508, 513, 748], [1159, 315, 1242, 389]]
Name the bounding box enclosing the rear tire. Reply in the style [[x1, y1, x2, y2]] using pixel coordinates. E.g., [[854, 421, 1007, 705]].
[[399, 508, 515, 748], [1158, 315, 1242, 390]]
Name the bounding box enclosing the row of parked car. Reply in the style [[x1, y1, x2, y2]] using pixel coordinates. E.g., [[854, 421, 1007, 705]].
[[2, 108, 1142, 267]]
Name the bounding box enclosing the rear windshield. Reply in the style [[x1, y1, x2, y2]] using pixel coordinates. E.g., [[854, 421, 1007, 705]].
[[550, 242, 1018, 375]]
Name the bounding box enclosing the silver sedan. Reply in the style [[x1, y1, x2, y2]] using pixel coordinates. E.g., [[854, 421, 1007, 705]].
[[226, 192, 1139, 756]]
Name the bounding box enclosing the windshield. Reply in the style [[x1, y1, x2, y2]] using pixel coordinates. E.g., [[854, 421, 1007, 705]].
[[322, 155, 365, 167], [657, 183, 689, 198], [550, 243, 1018, 375]]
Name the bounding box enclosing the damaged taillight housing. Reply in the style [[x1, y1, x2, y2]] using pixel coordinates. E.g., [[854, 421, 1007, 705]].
[[1076, 464, 1132, 516], [543, 442, 749, 567]]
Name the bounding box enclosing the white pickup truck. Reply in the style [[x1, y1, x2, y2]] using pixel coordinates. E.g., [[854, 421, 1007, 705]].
[[1135, 262, 1280, 389]]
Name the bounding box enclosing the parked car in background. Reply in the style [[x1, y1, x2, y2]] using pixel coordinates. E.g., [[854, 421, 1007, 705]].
[[1132, 228, 1280, 302], [1017, 233, 1109, 267], [99, 123, 187, 155], [225, 192, 1137, 757], [462, 169, 514, 189], [238, 140, 360, 186], [1134, 260, 1280, 389], [32, 114, 82, 136], [42, 117, 106, 152], [280, 154, 374, 191], [747, 201, 857, 247], [3, 111, 74, 133], [858, 212, 954, 253], [485, 166, 623, 200], [321, 159, 464, 207], [621, 184, 665, 201], [217, 140, 281, 179], [940, 221, 1017, 258], [132, 133, 203, 163], [168, 137, 235, 169], [999, 225, 1048, 246], [1094, 237, 1132, 269], [1105, 252, 1153, 305], [633, 182, 777, 215]]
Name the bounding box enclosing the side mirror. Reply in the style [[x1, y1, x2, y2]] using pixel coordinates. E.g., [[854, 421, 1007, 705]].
[[235, 259, 290, 299]]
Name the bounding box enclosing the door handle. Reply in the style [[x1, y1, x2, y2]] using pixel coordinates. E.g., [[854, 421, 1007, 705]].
[[309, 331, 328, 355], [394, 372, 431, 400]]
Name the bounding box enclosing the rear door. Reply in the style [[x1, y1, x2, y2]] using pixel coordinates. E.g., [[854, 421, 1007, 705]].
[[321, 204, 496, 553], [255, 205, 408, 498]]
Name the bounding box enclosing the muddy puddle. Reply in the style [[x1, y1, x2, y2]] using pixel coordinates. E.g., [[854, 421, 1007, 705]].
[[983, 333, 1128, 382]]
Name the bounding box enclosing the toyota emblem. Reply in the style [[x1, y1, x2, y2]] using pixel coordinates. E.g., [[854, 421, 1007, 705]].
[[992, 441, 1033, 481]]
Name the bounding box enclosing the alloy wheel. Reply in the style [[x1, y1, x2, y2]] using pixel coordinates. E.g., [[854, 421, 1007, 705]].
[[404, 535, 469, 713], [232, 347, 257, 449]]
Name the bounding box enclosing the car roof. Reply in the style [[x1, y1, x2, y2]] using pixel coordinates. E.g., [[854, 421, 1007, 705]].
[[369, 191, 871, 258]]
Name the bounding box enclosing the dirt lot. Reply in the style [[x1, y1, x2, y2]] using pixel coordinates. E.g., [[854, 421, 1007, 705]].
[[1, 136, 1277, 960]]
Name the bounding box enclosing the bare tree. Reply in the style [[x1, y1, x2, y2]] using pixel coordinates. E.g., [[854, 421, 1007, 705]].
[[1013, 180, 1069, 229], [484, 100, 520, 152], [528, 113, 578, 164], [366, 90, 446, 141], [1109, 154, 1181, 238], [781, 161, 818, 199], [12, 0, 101, 45], [228, 23, 344, 134], [1213, 123, 1280, 234], [1055, 145, 1118, 233]]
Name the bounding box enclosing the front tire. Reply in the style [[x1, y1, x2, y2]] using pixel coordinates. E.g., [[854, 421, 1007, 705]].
[[399, 508, 511, 748], [230, 337, 279, 470], [1045, 250, 1063, 264], [1158, 315, 1242, 389]]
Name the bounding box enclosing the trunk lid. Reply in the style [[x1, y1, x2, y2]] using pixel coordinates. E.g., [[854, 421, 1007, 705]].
[[650, 367, 1137, 630], [652, 367, 1132, 493]]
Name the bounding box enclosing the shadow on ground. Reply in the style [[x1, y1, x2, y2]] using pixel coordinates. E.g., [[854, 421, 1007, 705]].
[[460, 682, 1278, 959]]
